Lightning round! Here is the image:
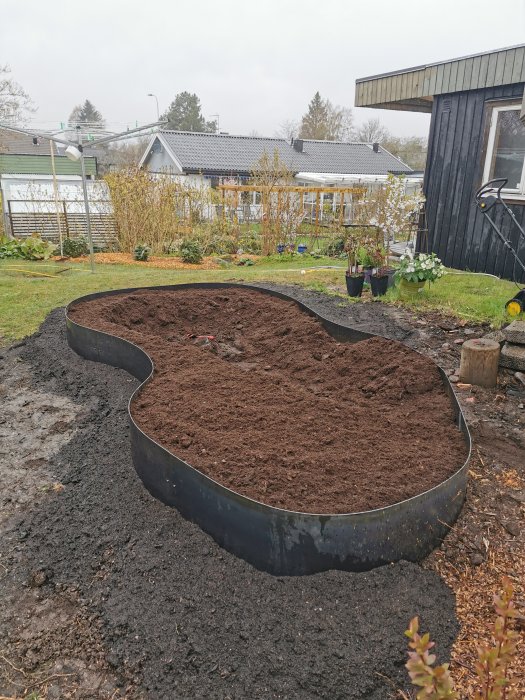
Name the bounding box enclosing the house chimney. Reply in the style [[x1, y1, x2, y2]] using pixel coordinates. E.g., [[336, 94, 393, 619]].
[[293, 139, 304, 153], [372, 142, 379, 153]]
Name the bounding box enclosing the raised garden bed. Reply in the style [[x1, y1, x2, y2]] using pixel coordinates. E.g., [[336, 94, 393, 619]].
[[66, 284, 470, 574]]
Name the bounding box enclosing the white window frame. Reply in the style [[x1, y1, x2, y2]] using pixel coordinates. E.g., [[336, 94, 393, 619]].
[[483, 103, 525, 198]]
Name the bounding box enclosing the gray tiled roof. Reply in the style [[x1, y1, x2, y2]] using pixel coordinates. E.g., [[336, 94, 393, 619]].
[[298, 139, 412, 175], [160, 131, 308, 173], [0, 128, 97, 157], [157, 131, 412, 176]]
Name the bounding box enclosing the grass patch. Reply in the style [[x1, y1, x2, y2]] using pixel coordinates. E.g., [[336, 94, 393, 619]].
[[0, 259, 520, 341], [0, 259, 344, 341], [385, 271, 520, 326]]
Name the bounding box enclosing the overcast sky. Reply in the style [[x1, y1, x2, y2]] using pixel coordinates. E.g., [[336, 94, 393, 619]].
[[3, 0, 525, 140]]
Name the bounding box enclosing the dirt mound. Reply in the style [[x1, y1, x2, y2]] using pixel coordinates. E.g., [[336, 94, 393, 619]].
[[69, 287, 468, 513]]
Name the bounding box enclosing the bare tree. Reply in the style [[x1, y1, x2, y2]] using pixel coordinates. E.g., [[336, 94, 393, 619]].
[[325, 102, 354, 141], [275, 118, 299, 141], [382, 135, 428, 170], [97, 137, 150, 174], [355, 118, 390, 143], [339, 107, 355, 141], [0, 65, 35, 124]]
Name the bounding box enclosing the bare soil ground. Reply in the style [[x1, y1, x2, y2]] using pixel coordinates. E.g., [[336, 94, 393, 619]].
[[0, 284, 523, 698], [69, 288, 467, 513]]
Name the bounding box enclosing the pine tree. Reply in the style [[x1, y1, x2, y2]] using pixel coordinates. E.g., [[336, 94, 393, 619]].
[[299, 93, 353, 141], [299, 92, 329, 140], [68, 100, 105, 128], [162, 92, 216, 132]]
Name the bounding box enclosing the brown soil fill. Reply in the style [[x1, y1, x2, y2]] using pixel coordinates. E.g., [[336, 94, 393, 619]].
[[69, 288, 468, 513]]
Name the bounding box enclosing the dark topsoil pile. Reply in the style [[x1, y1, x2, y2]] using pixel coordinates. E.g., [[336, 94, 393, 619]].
[[69, 287, 468, 513], [0, 294, 460, 700]]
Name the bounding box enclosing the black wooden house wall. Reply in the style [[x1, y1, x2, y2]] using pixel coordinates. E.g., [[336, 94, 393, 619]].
[[420, 82, 525, 282]]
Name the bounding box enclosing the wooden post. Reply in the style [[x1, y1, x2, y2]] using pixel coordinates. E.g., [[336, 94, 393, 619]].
[[49, 139, 64, 256], [459, 338, 500, 388], [7, 199, 14, 237], [62, 200, 70, 238]]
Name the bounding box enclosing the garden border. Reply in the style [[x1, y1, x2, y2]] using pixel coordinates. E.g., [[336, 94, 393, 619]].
[[65, 283, 471, 576]]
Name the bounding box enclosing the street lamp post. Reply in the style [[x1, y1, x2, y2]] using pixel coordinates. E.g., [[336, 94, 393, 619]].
[[147, 93, 160, 120]]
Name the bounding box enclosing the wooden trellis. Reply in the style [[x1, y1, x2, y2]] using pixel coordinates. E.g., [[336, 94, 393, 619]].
[[217, 184, 366, 230]]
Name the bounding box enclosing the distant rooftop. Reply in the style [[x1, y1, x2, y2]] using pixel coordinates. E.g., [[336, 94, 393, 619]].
[[0, 128, 97, 157], [146, 130, 413, 176], [355, 43, 525, 112]]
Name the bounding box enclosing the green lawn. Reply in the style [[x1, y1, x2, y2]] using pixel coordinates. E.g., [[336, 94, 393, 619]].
[[386, 271, 520, 327], [0, 257, 520, 341]]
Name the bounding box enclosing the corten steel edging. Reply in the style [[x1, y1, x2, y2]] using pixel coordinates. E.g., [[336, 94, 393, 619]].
[[65, 282, 471, 576]]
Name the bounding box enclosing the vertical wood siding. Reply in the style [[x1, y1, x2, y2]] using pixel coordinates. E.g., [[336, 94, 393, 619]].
[[420, 83, 525, 282]]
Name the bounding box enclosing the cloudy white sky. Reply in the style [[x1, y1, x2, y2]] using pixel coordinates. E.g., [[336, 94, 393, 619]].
[[3, 0, 525, 140]]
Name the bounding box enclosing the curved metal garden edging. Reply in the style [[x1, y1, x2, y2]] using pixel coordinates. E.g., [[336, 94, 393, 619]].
[[65, 283, 471, 576]]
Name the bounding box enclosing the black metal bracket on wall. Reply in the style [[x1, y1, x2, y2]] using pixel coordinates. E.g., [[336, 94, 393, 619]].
[[65, 283, 471, 576]]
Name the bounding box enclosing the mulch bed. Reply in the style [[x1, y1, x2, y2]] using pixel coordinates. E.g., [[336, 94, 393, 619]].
[[55, 252, 256, 269], [68, 287, 468, 513]]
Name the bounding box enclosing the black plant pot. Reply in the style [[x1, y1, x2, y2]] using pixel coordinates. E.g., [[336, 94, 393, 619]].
[[345, 273, 365, 297], [370, 275, 389, 297], [385, 268, 396, 288]]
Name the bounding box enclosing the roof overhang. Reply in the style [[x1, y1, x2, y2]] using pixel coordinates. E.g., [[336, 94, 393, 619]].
[[355, 44, 525, 113], [295, 172, 422, 184]]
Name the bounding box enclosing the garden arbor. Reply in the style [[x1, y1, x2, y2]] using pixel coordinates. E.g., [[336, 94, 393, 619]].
[[217, 183, 366, 255]]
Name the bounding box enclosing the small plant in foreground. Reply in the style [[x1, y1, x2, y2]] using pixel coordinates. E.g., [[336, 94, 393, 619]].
[[180, 239, 203, 264], [405, 576, 523, 700], [405, 617, 457, 699], [133, 243, 151, 261], [396, 251, 445, 284]]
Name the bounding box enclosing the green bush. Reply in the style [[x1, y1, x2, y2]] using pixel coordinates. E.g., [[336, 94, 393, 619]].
[[238, 232, 262, 254], [205, 234, 238, 255], [322, 238, 345, 257], [61, 237, 89, 258], [0, 234, 55, 260], [180, 239, 203, 264], [0, 236, 19, 258], [133, 243, 151, 261]]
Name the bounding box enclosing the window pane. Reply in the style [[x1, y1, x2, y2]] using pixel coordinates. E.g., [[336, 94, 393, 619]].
[[490, 109, 525, 189]]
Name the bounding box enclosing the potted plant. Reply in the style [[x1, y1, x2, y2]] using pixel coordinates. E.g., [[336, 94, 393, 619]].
[[395, 251, 445, 297], [358, 246, 375, 284], [344, 228, 365, 297], [369, 245, 389, 297]]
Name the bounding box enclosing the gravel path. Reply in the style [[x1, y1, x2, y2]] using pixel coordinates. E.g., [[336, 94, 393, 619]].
[[0, 287, 459, 699]]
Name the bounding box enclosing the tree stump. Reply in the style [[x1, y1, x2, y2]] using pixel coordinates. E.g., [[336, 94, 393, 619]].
[[459, 338, 500, 388]]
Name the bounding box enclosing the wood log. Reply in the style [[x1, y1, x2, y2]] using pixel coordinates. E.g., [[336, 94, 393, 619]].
[[459, 338, 500, 388]]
